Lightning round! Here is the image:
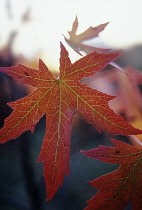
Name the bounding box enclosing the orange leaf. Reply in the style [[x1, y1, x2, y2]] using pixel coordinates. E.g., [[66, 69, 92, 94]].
[[82, 139, 142, 210], [0, 43, 141, 200]]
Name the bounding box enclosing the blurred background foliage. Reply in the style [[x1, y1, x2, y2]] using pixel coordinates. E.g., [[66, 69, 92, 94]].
[[0, 0, 142, 209]]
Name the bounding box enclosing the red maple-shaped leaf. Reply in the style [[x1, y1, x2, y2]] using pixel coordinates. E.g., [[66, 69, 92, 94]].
[[82, 139, 142, 210], [0, 43, 141, 201]]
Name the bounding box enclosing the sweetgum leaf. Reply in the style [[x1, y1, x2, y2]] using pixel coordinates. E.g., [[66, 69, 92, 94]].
[[82, 139, 142, 210], [0, 43, 141, 201]]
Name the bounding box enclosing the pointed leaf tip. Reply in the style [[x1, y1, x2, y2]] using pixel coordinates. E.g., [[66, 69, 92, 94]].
[[39, 58, 47, 66], [39, 58, 43, 65], [60, 41, 64, 48], [60, 41, 62, 46], [60, 42, 69, 58], [60, 42, 66, 52]]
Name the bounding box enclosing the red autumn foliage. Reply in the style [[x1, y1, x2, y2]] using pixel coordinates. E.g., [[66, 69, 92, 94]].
[[0, 43, 141, 202], [82, 139, 142, 210], [0, 15, 142, 210]]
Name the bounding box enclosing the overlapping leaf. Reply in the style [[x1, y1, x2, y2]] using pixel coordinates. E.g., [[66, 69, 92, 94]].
[[0, 43, 141, 201], [64, 16, 110, 55], [82, 139, 142, 210]]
